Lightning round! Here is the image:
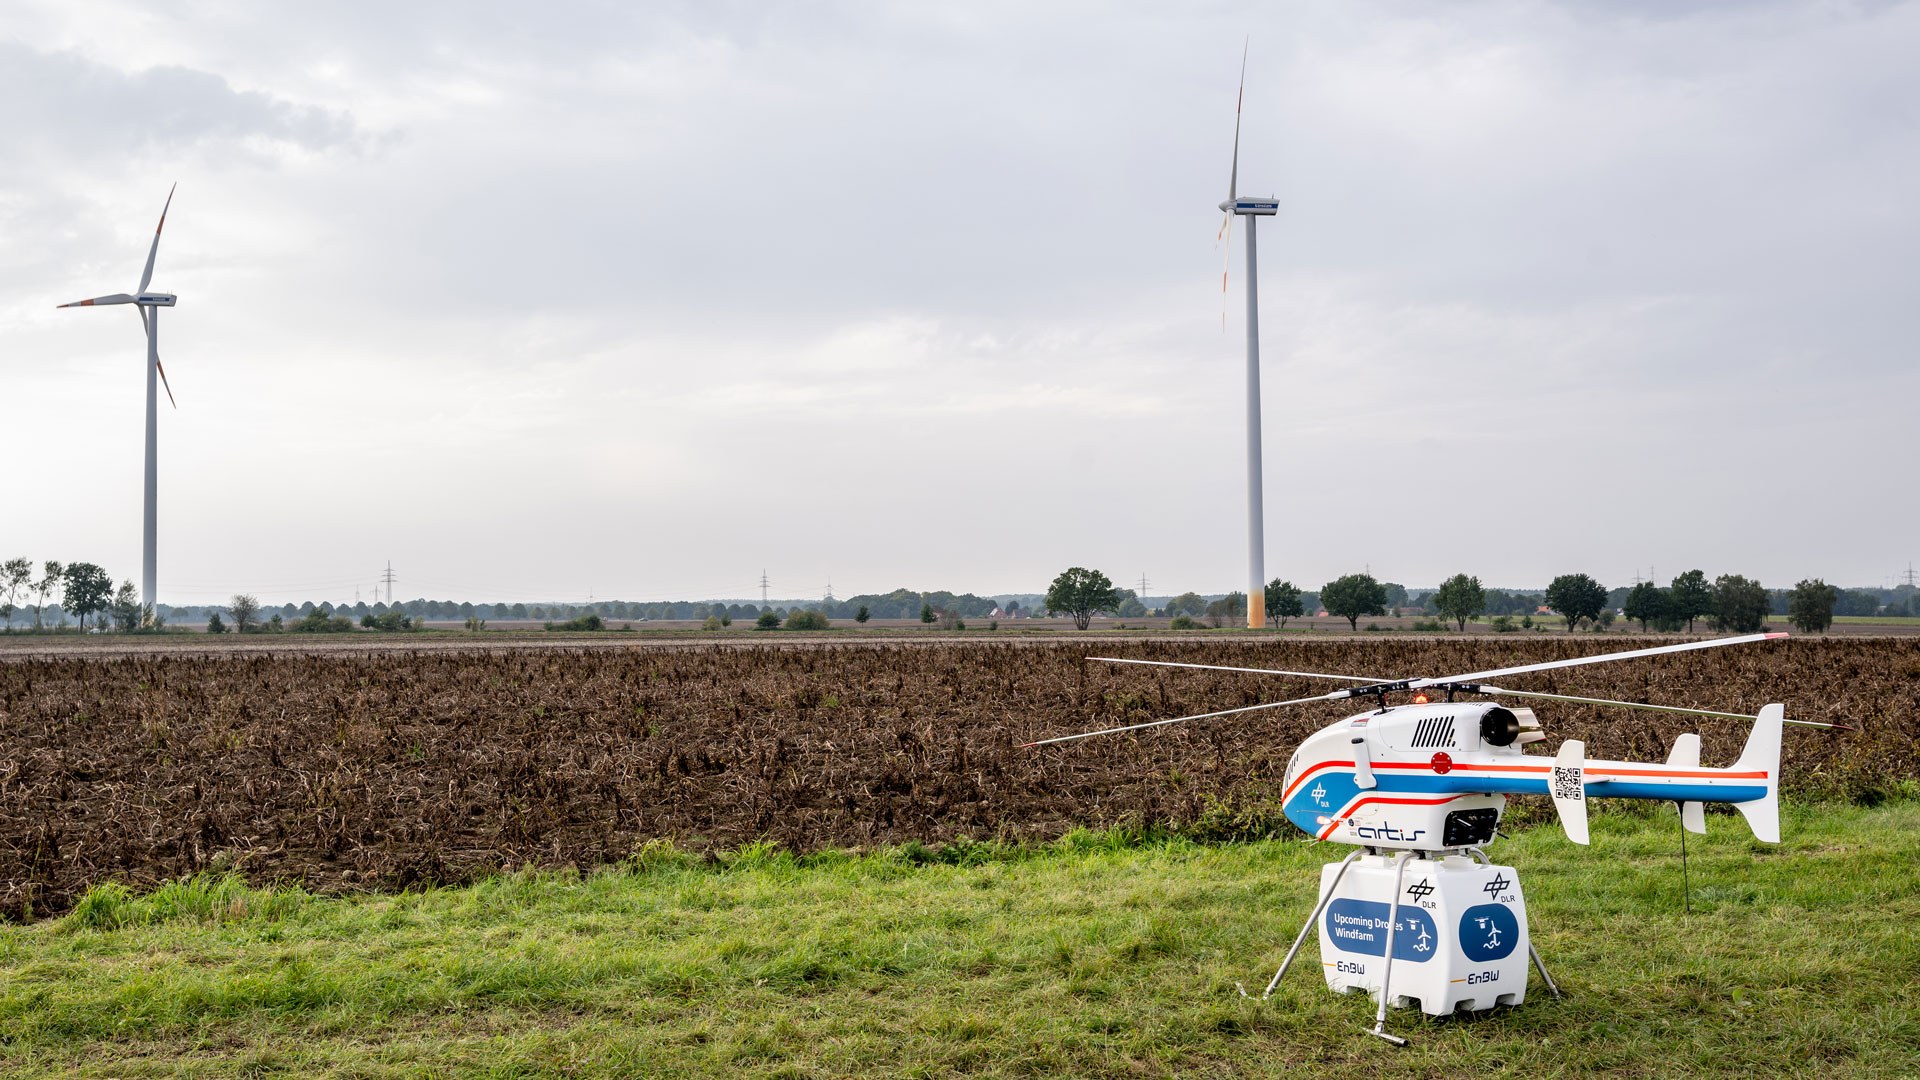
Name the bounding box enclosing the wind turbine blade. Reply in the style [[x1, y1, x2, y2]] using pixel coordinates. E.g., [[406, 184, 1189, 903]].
[[156, 359, 177, 409], [1227, 39, 1246, 202], [58, 294, 136, 307], [1089, 656, 1391, 684], [136, 307, 177, 409], [137, 183, 176, 294], [1219, 210, 1234, 329], [1022, 690, 1338, 748], [1413, 633, 1788, 690]]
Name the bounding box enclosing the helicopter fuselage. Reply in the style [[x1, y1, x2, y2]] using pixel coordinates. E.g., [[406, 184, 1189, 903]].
[[1281, 701, 1774, 851]]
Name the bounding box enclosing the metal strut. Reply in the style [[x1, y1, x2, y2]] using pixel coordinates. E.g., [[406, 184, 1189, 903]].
[[1261, 848, 1363, 999], [1367, 852, 1414, 1046]]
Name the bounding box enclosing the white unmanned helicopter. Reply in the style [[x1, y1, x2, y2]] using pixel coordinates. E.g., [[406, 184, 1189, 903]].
[[1026, 633, 1847, 1043]]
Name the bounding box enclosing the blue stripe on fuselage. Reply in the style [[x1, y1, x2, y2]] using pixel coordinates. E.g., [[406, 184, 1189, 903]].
[[1284, 768, 1764, 833]]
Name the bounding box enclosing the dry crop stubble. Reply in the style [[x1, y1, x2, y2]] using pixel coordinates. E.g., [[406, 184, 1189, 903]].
[[1, 637, 1912, 918]]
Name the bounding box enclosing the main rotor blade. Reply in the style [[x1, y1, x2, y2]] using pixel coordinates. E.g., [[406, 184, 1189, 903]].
[[1023, 690, 1336, 748], [139, 307, 177, 409], [138, 183, 176, 294], [1413, 633, 1787, 690], [58, 294, 135, 307], [1467, 684, 1852, 731], [1090, 656, 1390, 684]]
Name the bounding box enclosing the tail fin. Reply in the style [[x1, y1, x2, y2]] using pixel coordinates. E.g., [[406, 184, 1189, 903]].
[[1730, 704, 1783, 843]]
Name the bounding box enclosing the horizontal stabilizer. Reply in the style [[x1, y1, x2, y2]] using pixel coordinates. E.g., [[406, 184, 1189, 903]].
[[1551, 739, 1589, 845], [1668, 734, 1706, 833], [1681, 801, 1705, 834]]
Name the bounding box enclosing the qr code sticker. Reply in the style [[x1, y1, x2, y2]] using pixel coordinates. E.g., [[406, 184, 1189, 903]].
[[1552, 766, 1583, 801]]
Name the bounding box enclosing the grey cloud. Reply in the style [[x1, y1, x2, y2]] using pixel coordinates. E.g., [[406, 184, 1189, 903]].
[[0, 42, 355, 164]]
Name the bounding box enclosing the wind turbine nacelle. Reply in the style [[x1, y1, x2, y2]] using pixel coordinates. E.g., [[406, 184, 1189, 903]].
[[136, 294, 177, 307], [1282, 702, 1546, 851], [1221, 196, 1279, 216]]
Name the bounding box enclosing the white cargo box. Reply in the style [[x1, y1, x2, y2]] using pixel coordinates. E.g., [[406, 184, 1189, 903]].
[[1317, 852, 1532, 1015]]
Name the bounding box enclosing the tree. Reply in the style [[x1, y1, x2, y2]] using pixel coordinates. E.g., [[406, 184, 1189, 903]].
[[1, 557, 31, 630], [362, 610, 415, 632], [1165, 591, 1207, 618], [61, 563, 114, 630], [1622, 582, 1666, 632], [919, 602, 936, 624], [34, 560, 63, 628], [1321, 573, 1388, 631], [755, 609, 781, 630], [1044, 567, 1121, 631], [785, 609, 830, 630], [207, 610, 228, 633], [1382, 582, 1409, 613], [855, 605, 870, 623], [1787, 579, 1837, 634], [1432, 573, 1486, 632], [1711, 574, 1769, 634], [110, 580, 143, 631], [1545, 573, 1607, 631], [229, 594, 260, 634], [1835, 589, 1882, 617], [1204, 592, 1247, 628], [1264, 579, 1303, 628], [1668, 570, 1713, 633]]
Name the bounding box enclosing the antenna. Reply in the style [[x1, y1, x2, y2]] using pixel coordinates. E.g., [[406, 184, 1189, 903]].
[[382, 561, 396, 604], [824, 577, 835, 603], [1904, 563, 1917, 589], [761, 570, 770, 606], [1139, 573, 1150, 598]]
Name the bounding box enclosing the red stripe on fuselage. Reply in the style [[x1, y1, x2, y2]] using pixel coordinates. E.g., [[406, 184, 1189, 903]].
[[1282, 760, 1352, 801], [1316, 794, 1466, 840], [1369, 760, 1768, 781]]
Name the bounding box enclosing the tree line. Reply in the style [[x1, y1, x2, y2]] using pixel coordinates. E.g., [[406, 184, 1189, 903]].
[[1036, 565, 1881, 635], [6, 553, 1907, 636], [0, 558, 158, 632]]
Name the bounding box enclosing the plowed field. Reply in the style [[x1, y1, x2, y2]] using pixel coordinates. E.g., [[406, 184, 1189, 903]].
[[3, 637, 1914, 918]]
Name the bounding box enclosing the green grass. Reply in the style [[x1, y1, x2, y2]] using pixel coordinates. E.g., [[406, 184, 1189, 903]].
[[3, 803, 1917, 1078]]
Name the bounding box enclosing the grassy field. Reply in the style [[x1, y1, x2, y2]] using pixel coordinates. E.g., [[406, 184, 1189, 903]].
[[2, 799, 1915, 1078]]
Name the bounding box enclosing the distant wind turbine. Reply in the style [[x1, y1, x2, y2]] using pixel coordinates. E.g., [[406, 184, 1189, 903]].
[[1217, 47, 1278, 630], [58, 185, 180, 618]]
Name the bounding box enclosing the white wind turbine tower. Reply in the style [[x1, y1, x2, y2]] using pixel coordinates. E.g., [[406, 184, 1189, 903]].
[[1216, 50, 1278, 629], [58, 185, 180, 618]]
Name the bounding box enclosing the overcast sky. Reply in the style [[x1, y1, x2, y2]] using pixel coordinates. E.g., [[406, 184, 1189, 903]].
[[3, 0, 1916, 606]]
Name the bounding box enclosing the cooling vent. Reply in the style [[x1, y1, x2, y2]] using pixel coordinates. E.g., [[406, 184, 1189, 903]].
[[1410, 715, 1456, 749]]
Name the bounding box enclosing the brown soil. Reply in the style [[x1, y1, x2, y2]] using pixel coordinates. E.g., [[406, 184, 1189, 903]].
[[2, 637, 1913, 919]]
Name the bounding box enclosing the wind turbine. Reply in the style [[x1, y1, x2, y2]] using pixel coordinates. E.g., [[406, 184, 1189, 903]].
[[58, 185, 180, 619], [1217, 49, 1278, 629]]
